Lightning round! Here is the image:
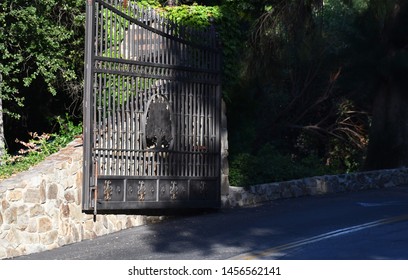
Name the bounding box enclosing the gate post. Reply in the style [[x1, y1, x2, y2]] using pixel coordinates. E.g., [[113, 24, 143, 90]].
[[82, 0, 95, 211], [221, 99, 229, 196]]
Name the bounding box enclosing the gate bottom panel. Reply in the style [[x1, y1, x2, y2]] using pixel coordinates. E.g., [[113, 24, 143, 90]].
[[91, 200, 220, 212], [91, 177, 220, 211]]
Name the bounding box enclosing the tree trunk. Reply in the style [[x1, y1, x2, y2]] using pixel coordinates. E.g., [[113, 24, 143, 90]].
[[0, 103, 5, 166], [0, 74, 5, 165], [167, 0, 176, 7], [364, 78, 408, 170], [363, 1, 408, 170]]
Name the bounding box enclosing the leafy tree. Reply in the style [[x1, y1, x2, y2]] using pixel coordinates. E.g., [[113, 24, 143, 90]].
[[0, 0, 85, 153], [228, 0, 408, 185], [226, 0, 373, 184]]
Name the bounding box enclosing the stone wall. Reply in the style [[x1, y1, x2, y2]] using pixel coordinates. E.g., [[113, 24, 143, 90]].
[[222, 168, 408, 207], [0, 138, 148, 259]]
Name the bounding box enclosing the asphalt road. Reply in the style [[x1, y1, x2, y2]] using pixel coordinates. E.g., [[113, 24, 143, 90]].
[[13, 186, 408, 260]]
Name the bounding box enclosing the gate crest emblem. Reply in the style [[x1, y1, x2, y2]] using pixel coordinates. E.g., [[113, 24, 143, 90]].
[[144, 94, 174, 150]]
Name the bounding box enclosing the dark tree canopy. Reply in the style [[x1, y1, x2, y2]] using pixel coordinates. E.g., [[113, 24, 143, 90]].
[[1, 0, 408, 182]]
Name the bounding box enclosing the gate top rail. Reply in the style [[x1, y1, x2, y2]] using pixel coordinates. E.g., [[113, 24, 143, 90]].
[[95, 0, 220, 52]]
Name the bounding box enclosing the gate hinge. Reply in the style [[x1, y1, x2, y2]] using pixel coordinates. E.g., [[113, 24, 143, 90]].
[[89, 185, 98, 221], [90, 176, 95, 188], [90, 164, 98, 220]]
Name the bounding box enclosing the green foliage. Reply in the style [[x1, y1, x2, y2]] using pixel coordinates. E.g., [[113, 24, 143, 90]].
[[0, 115, 82, 179], [226, 0, 382, 186], [0, 0, 85, 117], [163, 4, 221, 28], [327, 138, 364, 173], [160, 3, 247, 99], [228, 153, 255, 187], [138, 0, 162, 8], [229, 143, 336, 187]]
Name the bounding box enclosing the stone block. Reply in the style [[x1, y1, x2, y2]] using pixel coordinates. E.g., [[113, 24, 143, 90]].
[[23, 244, 46, 255], [106, 215, 118, 226], [43, 199, 60, 216], [7, 190, 23, 202], [39, 180, 46, 203], [58, 219, 70, 237], [125, 217, 134, 228], [57, 235, 68, 247], [71, 225, 80, 242], [20, 231, 40, 244], [2, 224, 10, 232], [30, 204, 44, 217], [64, 190, 76, 203], [60, 203, 70, 218], [47, 183, 59, 200], [315, 178, 329, 194], [4, 206, 17, 224], [306, 185, 318, 196], [26, 219, 38, 233], [0, 247, 6, 260], [54, 160, 68, 171], [46, 242, 60, 251], [17, 204, 28, 215], [6, 227, 21, 248], [38, 217, 52, 233], [6, 247, 24, 259], [50, 208, 61, 229], [24, 176, 42, 190], [103, 215, 108, 229], [84, 219, 94, 231], [94, 221, 108, 236], [68, 203, 83, 221], [1, 199, 10, 211], [84, 230, 97, 240], [16, 211, 29, 230], [24, 189, 42, 204], [76, 186, 82, 205], [40, 230, 58, 246], [75, 170, 83, 188], [281, 188, 293, 199], [290, 185, 304, 197], [221, 174, 229, 196], [67, 172, 77, 188]]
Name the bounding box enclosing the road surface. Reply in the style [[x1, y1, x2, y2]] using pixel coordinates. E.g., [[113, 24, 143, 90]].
[[13, 186, 408, 260]]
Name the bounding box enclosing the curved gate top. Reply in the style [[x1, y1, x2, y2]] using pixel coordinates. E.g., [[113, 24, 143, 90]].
[[82, 0, 222, 213]]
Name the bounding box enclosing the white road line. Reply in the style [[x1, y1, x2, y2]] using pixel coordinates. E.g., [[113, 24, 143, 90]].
[[357, 201, 406, 207], [231, 214, 408, 260]]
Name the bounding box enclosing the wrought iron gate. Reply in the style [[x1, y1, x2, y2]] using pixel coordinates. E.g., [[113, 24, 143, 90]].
[[82, 0, 222, 213]]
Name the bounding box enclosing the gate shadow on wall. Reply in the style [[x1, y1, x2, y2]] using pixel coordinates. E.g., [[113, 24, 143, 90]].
[[82, 0, 222, 213]]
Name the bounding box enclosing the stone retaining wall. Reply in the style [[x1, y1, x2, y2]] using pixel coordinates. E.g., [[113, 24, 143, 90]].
[[222, 168, 408, 207], [0, 139, 149, 259]]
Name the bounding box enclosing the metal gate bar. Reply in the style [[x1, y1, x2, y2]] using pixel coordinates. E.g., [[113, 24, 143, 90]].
[[82, 0, 221, 213]]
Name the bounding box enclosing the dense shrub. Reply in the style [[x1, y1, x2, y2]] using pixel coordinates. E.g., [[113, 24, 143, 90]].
[[229, 143, 337, 187]]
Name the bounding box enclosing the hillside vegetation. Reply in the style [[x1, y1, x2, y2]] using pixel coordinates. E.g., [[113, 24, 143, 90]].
[[1, 0, 407, 186]]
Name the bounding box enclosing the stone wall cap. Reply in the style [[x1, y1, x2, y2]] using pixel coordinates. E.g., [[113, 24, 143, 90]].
[[0, 185, 7, 193], [229, 186, 244, 189]]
